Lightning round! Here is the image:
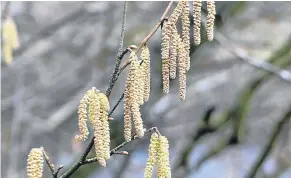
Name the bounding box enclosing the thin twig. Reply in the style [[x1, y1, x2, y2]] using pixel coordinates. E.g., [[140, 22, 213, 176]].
[[106, 1, 128, 98], [59, 2, 173, 178], [119, 1, 173, 73], [108, 93, 124, 116], [214, 32, 291, 84], [246, 106, 291, 178], [41, 147, 55, 177], [83, 127, 158, 164]]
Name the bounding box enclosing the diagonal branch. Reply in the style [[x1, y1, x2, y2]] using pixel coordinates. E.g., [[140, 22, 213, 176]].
[[246, 106, 291, 178], [213, 32, 291, 84]]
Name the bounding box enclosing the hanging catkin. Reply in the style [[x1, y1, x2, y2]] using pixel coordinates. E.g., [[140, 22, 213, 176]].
[[144, 133, 159, 178], [2, 16, 20, 65], [177, 36, 187, 101], [141, 45, 151, 102], [99, 93, 111, 160], [157, 136, 171, 178], [207, 1, 216, 41], [169, 26, 178, 79], [181, 1, 191, 71], [193, 1, 202, 45], [161, 21, 171, 94]]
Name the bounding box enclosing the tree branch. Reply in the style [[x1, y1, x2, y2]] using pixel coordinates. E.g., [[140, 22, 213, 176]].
[[58, 2, 173, 178], [83, 127, 159, 164], [213, 32, 291, 84], [246, 106, 291, 178], [106, 1, 128, 98]]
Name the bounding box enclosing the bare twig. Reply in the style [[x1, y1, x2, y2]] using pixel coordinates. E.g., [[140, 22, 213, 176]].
[[59, 2, 173, 178], [106, 1, 128, 98], [213, 32, 291, 84], [246, 106, 291, 178], [41, 147, 55, 176]]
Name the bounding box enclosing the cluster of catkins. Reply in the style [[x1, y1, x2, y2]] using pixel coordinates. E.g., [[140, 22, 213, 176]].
[[75, 87, 111, 167], [2, 15, 20, 65], [124, 45, 151, 142], [144, 133, 171, 178], [27, 148, 44, 178], [161, 0, 216, 100]]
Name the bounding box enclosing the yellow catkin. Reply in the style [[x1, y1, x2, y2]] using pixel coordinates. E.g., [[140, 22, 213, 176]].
[[88, 89, 100, 126], [138, 62, 145, 105], [75, 90, 92, 142], [169, 26, 178, 80], [2, 17, 20, 65], [99, 93, 111, 160], [168, 1, 183, 26], [27, 148, 44, 178], [131, 55, 145, 138], [124, 52, 138, 142], [144, 133, 159, 178], [161, 21, 171, 94], [207, 1, 216, 41], [141, 45, 151, 102], [177, 37, 187, 101], [131, 102, 144, 138], [93, 117, 106, 167], [181, 1, 191, 71], [157, 136, 171, 178], [193, 1, 202, 46]]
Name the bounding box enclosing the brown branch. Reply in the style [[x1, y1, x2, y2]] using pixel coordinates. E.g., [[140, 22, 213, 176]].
[[58, 2, 173, 178], [119, 1, 173, 73]]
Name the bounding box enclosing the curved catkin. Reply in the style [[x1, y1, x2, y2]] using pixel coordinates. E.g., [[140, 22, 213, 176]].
[[169, 26, 178, 80], [168, 1, 183, 26], [181, 1, 191, 71], [177, 37, 187, 101], [99, 93, 111, 160], [75, 91, 91, 142], [141, 45, 151, 102], [144, 133, 159, 178], [193, 1, 202, 46], [207, 1, 216, 41], [157, 136, 171, 178], [27, 148, 44, 178]]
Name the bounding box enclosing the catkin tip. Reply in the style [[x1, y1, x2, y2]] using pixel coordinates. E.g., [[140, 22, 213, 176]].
[[27, 148, 44, 178]]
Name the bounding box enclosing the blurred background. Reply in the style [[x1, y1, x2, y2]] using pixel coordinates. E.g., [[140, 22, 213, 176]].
[[1, 1, 291, 178]]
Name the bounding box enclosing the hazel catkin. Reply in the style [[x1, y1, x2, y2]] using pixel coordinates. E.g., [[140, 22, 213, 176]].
[[144, 133, 159, 178], [193, 0, 202, 45], [207, 1, 216, 41], [27, 148, 44, 178]]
